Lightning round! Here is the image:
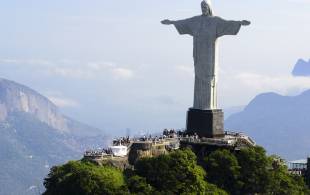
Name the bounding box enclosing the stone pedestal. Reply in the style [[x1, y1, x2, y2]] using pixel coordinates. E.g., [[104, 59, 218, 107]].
[[186, 108, 224, 138]]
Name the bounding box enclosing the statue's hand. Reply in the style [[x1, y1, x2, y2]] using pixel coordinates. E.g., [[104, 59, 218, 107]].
[[241, 20, 251, 26], [161, 19, 173, 25]]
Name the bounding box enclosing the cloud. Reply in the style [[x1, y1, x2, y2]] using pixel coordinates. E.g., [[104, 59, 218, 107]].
[[48, 63, 134, 80], [47, 96, 79, 108], [111, 68, 134, 79], [60, 62, 134, 80], [49, 67, 87, 78], [0, 58, 135, 80], [44, 90, 79, 108], [222, 71, 310, 96], [175, 64, 310, 99], [0, 58, 52, 66]]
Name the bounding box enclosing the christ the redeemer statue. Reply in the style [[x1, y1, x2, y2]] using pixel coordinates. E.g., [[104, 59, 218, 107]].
[[161, 1, 250, 137], [161, 1, 250, 110]]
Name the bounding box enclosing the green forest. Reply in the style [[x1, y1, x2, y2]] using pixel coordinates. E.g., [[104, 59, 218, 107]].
[[43, 147, 310, 195]]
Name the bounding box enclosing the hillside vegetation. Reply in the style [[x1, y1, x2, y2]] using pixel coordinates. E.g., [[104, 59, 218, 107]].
[[43, 147, 309, 195]]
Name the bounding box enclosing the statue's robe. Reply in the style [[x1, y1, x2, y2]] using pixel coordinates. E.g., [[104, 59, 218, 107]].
[[174, 16, 241, 110]]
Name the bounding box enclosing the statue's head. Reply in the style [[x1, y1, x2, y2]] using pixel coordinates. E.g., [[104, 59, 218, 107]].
[[201, 0, 213, 16]]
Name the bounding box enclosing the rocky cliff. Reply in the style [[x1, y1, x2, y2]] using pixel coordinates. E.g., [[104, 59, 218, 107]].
[[0, 78, 101, 136], [0, 78, 106, 195]]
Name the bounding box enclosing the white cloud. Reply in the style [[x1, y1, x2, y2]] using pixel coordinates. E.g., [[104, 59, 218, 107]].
[[48, 96, 79, 108], [222, 71, 310, 96], [0, 58, 135, 80], [48, 64, 135, 80], [45, 90, 79, 108], [48, 66, 94, 79], [111, 67, 134, 79], [0, 59, 20, 64], [0, 58, 52, 66], [174, 65, 310, 106], [48, 61, 135, 80], [87, 62, 116, 70]]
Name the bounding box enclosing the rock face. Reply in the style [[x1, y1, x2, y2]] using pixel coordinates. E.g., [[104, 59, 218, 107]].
[[128, 142, 168, 165], [292, 59, 310, 76], [0, 78, 101, 136], [0, 78, 67, 130], [225, 90, 310, 160], [0, 78, 106, 195]]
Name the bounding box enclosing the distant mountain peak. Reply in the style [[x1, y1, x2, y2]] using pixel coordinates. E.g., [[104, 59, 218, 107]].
[[0, 78, 68, 132], [292, 58, 310, 77], [0, 78, 106, 195], [226, 88, 310, 160], [255, 92, 281, 98], [0, 78, 102, 136], [245, 92, 283, 110], [297, 58, 307, 63]]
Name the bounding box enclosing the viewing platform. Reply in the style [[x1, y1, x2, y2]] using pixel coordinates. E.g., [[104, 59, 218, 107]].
[[180, 131, 256, 149], [83, 129, 255, 168]]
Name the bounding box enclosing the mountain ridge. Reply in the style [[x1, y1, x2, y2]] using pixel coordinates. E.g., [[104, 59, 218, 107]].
[[292, 58, 310, 77], [0, 77, 102, 136], [225, 89, 310, 160], [0, 78, 107, 195]]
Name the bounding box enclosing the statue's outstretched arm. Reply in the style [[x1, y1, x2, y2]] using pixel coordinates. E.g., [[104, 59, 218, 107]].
[[161, 18, 194, 36], [216, 17, 251, 37], [240, 20, 251, 26], [161, 19, 175, 25]]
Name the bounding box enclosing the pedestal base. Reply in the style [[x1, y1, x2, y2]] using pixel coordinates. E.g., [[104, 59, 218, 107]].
[[186, 109, 224, 138]]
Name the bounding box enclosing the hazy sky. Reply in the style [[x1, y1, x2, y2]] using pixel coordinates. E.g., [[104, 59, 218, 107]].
[[1, 0, 310, 135]]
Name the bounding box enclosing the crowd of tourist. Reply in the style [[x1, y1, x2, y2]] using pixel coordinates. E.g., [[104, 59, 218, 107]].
[[84, 129, 196, 159], [113, 136, 130, 146]]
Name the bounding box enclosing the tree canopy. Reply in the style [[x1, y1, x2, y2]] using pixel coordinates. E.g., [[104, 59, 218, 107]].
[[133, 148, 226, 194], [43, 146, 310, 195], [205, 149, 243, 193], [205, 147, 310, 195], [43, 161, 127, 195]]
